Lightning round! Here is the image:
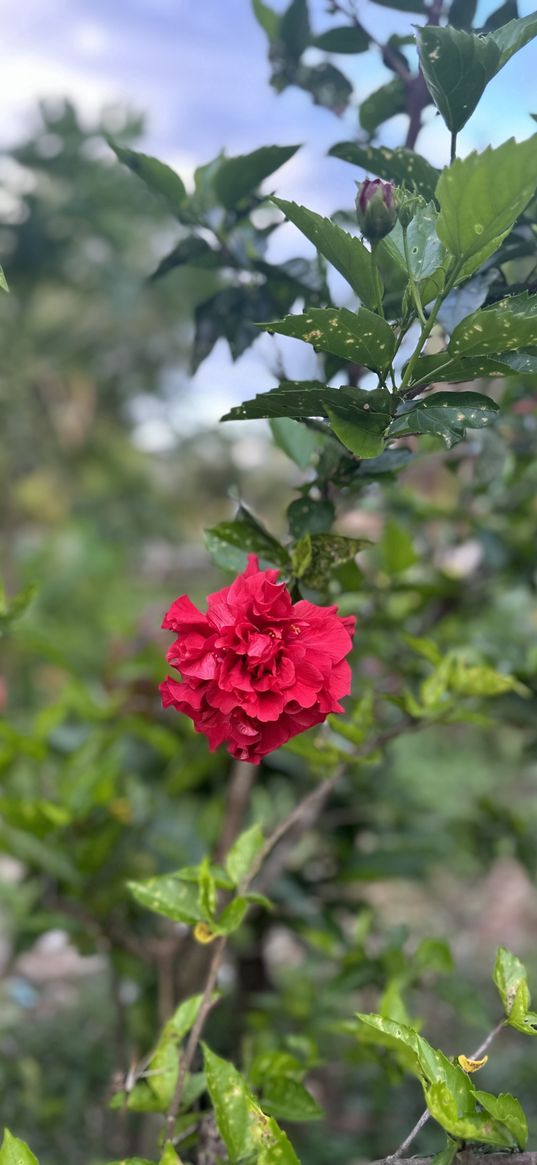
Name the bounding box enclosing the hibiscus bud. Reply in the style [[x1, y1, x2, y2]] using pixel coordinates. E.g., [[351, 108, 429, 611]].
[[355, 178, 397, 241], [160, 555, 356, 764], [395, 187, 427, 229]]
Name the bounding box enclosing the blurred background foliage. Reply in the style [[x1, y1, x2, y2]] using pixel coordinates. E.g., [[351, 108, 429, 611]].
[[1, 3, 537, 1163]]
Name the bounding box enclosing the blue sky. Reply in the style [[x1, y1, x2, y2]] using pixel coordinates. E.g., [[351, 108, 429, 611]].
[[4, 0, 537, 441]]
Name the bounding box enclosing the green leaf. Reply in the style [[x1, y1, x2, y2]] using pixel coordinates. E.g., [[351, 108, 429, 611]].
[[279, 0, 310, 61], [250, 1114, 301, 1165], [0, 582, 37, 636], [417, 26, 500, 134], [287, 497, 335, 538], [449, 0, 478, 29], [482, 2, 518, 33], [311, 26, 369, 53], [107, 140, 187, 215], [252, 0, 279, 39], [205, 509, 289, 573], [214, 145, 300, 209], [271, 197, 382, 308], [326, 391, 391, 459], [404, 203, 446, 282], [414, 937, 454, 974], [128, 874, 203, 924], [494, 946, 530, 1018], [448, 659, 526, 697], [225, 823, 264, 887], [261, 1077, 322, 1122], [355, 1014, 471, 1097], [381, 519, 417, 574], [408, 351, 515, 388], [425, 1081, 517, 1147], [369, 0, 425, 10], [388, 392, 499, 448], [436, 136, 537, 278], [203, 1046, 255, 1163], [489, 11, 537, 67], [263, 307, 396, 372], [473, 1091, 528, 1149], [0, 266, 8, 292], [150, 236, 224, 281], [159, 1143, 182, 1165], [328, 142, 439, 200], [360, 79, 407, 135], [270, 418, 322, 469], [198, 857, 217, 921], [215, 897, 249, 934], [449, 293, 537, 358], [0, 1131, 38, 1165], [292, 533, 367, 589]]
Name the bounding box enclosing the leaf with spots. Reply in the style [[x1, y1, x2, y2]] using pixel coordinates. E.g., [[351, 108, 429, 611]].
[[0, 1131, 38, 1165], [387, 392, 499, 448], [403, 203, 446, 282], [448, 293, 537, 358], [262, 307, 396, 372], [436, 136, 537, 279], [328, 142, 439, 200], [408, 351, 518, 388], [417, 26, 501, 134], [292, 533, 368, 590], [223, 380, 366, 422], [287, 497, 335, 538], [203, 1045, 300, 1165], [271, 197, 382, 308], [127, 874, 205, 924], [205, 508, 289, 573], [326, 385, 393, 458]]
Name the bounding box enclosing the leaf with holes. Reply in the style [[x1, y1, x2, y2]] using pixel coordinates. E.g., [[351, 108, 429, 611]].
[[436, 136, 537, 278], [262, 307, 396, 372], [271, 197, 382, 308], [417, 27, 500, 134], [328, 143, 439, 200], [388, 392, 499, 447], [449, 293, 537, 357]]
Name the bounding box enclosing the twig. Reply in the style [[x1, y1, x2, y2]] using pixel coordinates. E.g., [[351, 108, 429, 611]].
[[389, 1019, 507, 1160], [372, 1155, 537, 1165]]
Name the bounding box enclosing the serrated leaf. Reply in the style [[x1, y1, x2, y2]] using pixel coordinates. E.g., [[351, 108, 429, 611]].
[[271, 197, 382, 308], [328, 142, 439, 200], [0, 1131, 38, 1165], [204, 510, 289, 573], [473, 1091, 528, 1149], [223, 380, 384, 424], [108, 140, 187, 215], [388, 392, 499, 447], [360, 78, 406, 134], [449, 293, 537, 358], [425, 1081, 518, 1147], [213, 145, 300, 209], [311, 26, 369, 53], [263, 307, 396, 372], [261, 1077, 323, 1122], [489, 11, 537, 67], [417, 26, 500, 134], [128, 874, 203, 924], [270, 418, 322, 469], [436, 136, 537, 278], [225, 823, 264, 887]]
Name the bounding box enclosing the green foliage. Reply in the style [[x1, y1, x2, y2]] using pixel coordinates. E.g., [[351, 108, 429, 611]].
[[0, 1132, 38, 1165]]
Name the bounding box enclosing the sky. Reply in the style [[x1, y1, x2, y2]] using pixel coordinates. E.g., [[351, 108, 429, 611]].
[[4, 0, 537, 444]]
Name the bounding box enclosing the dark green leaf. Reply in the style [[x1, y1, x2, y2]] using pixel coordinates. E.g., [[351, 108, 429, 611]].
[[204, 518, 288, 573], [489, 11, 537, 66], [0, 1131, 38, 1165], [437, 270, 497, 332], [107, 140, 187, 216], [150, 236, 224, 281], [293, 533, 367, 589], [279, 0, 310, 60], [263, 307, 396, 371], [449, 293, 537, 357], [214, 145, 300, 209], [270, 418, 322, 468], [388, 392, 499, 447], [360, 79, 407, 134], [482, 2, 518, 33], [408, 351, 513, 387], [369, 0, 425, 9], [287, 497, 335, 538], [436, 136, 537, 278], [261, 1077, 323, 1121], [449, 0, 478, 29], [294, 62, 353, 113], [328, 142, 439, 200], [311, 26, 369, 53], [326, 395, 390, 459], [417, 26, 500, 134], [271, 196, 382, 308]]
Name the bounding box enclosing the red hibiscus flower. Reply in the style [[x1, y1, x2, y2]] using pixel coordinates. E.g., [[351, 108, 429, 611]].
[[160, 555, 355, 764]]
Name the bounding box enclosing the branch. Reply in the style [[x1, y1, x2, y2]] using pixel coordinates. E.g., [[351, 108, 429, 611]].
[[372, 1156, 537, 1165], [389, 1019, 506, 1160]]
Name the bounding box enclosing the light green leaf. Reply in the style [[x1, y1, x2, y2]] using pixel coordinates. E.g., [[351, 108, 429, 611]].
[[493, 947, 531, 1019], [360, 78, 406, 134], [417, 26, 500, 134], [436, 136, 537, 278], [263, 307, 396, 372], [127, 874, 203, 924], [326, 385, 393, 458], [425, 1081, 517, 1147], [252, 0, 279, 39], [203, 1046, 254, 1163], [261, 1077, 322, 1122], [216, 897, 249, 935], [473, 1091, 528, 1149], [0, 267, 8, 292], [448, 659, 526, 697], [271, 197, 382, 308], [381, 519, 417, 574], [159, 1143, 182, 1165], [108, 140, 187, 215], [269, 418, 322, 469], [489, 11, 537, 67], [413, 937, 454, 974], [214, 145, 300, 209], [380, 980, 412, 1025], [311, 26, 369, 53], [388, 391, 499, 448], [449, 293, 537, 357], [225, 823, 264, 887], [198, 857, 217, 921], [328, 142, 439, 200], [0, 1131, 38, 1165], [404, 203, 446, 281]]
